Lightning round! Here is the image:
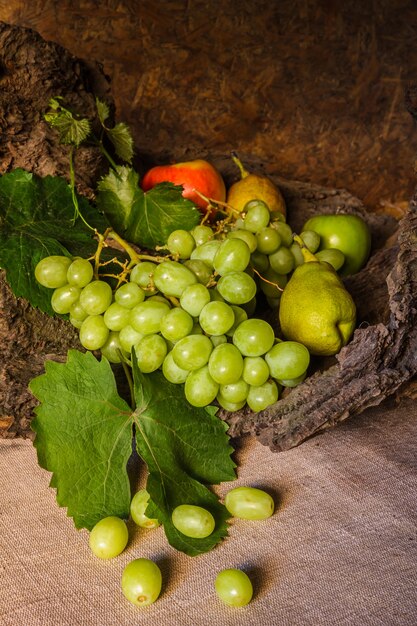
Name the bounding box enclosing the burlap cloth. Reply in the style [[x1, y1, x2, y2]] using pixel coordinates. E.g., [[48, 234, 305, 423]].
[[1, 396, 416, 626]]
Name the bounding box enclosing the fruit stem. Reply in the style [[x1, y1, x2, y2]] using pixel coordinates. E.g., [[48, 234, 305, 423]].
[[231, 151, 249, 179], [293, 234, 318, 263], [252, 268, 284, 292]]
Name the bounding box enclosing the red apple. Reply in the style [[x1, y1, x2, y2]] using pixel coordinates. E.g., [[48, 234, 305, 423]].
[[141, 159, 226, 217]]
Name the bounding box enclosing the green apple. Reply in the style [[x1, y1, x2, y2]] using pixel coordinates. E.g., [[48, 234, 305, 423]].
[[302, 213, 371, 276]]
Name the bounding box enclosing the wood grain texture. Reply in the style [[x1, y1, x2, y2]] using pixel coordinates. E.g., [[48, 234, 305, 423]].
[[1, 0, 416, 211]]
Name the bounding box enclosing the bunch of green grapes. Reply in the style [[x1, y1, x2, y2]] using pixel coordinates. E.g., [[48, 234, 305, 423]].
[[35, 223, 310, 413]]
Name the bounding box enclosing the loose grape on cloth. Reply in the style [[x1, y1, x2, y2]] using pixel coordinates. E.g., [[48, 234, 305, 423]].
[[1, 396, 416, 626]]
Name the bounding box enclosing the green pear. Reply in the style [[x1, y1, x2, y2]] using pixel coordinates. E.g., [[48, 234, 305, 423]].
[[279, 246, 356, 356]]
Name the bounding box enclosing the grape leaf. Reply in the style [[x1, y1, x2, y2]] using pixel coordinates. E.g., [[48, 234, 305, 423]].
[[45, 97, 91, 147], [105, 122, 134, 164], [30, 351, 133, 530], [0, 169, 108, 314], [30, 349, 236, 555], [96, 166, 201, 249], [95, 97, 110, 125], [132, 354, 236, 556]]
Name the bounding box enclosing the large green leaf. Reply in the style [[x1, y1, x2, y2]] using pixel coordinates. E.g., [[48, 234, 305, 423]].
[[96, 167, 201, 249], [132, 356, 236, 556], [30, 349, 236, 556], [0, 169, 108, 314], [30, 351, 133, 530]]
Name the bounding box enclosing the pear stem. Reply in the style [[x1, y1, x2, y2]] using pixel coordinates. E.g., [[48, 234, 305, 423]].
[[231, 151, 249, 179], [293, 233, 319, 263]]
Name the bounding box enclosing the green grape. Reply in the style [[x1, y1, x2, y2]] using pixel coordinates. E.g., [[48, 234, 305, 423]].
[[69, 314, 83, 329], [191, 224, 214, 246], [273, 221, 294, 247], [89, 516, 128, 559], [184, 365, 219, 406], [35, 255, 72, 288], [213, 238, 251, 275], [315, 248, 345, 271], [300, 229, 321, 253], [242, 356, 270, 385], [250, 250, 270, 273], [199, 301, 235, 336], [210, 287, 225, 302], [226, 305, 248, 337], [121, 558, 162, 607], [208, 343, 243, 385], [247, 379, 279, 411], [167, 229, 196, 259], [224, 486, 274, 520], [216, 394, 246, 412], [266, 296, 281, 310], [171, 504, 215, 538], [219, 379, 249, 403], [265, 340, 310, 380], [153, 260, 197, 297], [244, 199, 270, 212], [66, 257, 94, 287], [79, 280, 113, 316], [162, 351, 189, 384], [276, 371, 307, 387], [130, 261, 158, 294], [243, 201, 270, 232], [191, 321, 204, 335], [146, 294, 171, 306], [269, 210, 286, 223], [79, 315, 109, 350], [232, 318, 275, 357], [160, 307, 194, 342], [183, 259, 213, 285], [172, 334, 213, 370], [211, 334, 228, 347], [227, 228, 257, 253], [130, 489, 160, 529], [290, 242, 304, 267], [103, 302, 131, 331], [180, 283, 211, 317], [190, 239, 221, 268], [268, 246, 294, 275], [101, 331, 128, 363], [214, 568, 253, 607], [135, 334, 167, 373], [233, 216, 246, 229], [114, 282, 146, 309], [240, 296, 257, 317], [70, 300, 88, 322], [258, 267, 287, 299], [51, 285, 81, 314], [119, 324, 144, 353], [256, 227, 281, 255], [216, 271, 257, 305], [130, 300, 171, 335]]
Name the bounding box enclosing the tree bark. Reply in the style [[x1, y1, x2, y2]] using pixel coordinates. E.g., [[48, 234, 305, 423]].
[[1, 22, 416, 451]]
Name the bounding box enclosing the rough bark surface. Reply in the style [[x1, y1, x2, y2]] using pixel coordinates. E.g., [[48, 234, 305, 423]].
[[222, 205, 417, 450], [1, 22, 415, 450], [0, 21, 110, 437], [0, 21, 111, 196]]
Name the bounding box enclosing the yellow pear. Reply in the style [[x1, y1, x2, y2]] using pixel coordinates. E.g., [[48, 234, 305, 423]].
[[227, 154, 286, 218], [279, 238, 356, 356]]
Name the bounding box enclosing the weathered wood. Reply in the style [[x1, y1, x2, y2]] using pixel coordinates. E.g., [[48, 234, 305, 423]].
[[0, 21, 111, 195], [221, 204, 417, 450], [0, 21, 110, 437], [1, 22, 415, 451]]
